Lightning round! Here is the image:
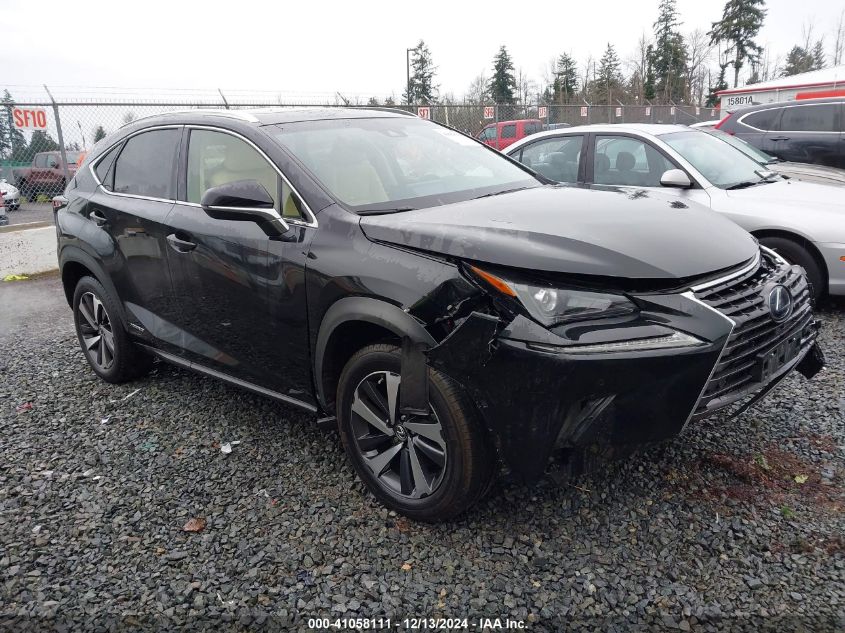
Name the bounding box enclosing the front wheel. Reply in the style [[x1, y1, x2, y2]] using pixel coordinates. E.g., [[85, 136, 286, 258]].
[[337, 344, 496, 521], [760, 237, 825, 301], [72, 276, 153, 383]]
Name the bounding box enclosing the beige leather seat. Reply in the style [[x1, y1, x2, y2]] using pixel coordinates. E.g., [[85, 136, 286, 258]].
[[326, 142, 388, 206], [208, 140, 278, 204]]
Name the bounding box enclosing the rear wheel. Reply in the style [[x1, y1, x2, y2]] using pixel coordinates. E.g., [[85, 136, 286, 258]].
[[72, 276, 153, 383], [760, 237, 825, 300], [18, 179, 31, 201], [337, 344, 496, 521]]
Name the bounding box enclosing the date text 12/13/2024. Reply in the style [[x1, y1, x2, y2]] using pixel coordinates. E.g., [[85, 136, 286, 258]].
[[307, 617, 528, 630]]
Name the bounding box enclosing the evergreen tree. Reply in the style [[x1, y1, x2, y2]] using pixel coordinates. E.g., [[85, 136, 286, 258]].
[[554, 53, 579, 103], [783, 46, 815, 75], [811, 40, 826, 70], [651, 0, 688, 102], [705, 62, 730, 107], [1, 90, 26, 160], [708, 0, 767, 87], [93, 125, 107, 143], [403, 40, 438, 105], [643, 45, 656, 100], [593, 44, 624, 103], [488, 45, 517, 104]]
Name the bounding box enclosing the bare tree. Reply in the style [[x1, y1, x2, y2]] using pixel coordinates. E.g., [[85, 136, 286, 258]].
[[516, 67, 535, 108], [832, 10, 844, 66], [625, 33, 651, 103], [464, 73, 488, 104], [684, 29, 713, 104]]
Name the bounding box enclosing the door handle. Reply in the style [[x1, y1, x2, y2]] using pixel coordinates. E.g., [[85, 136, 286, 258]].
[[89, 210, 107, 226], [769, 136, 790, 141], [166, 233, 197, 252]]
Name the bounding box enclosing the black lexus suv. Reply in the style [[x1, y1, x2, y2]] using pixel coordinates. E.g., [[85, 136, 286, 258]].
[[55, 108, 824, 521]]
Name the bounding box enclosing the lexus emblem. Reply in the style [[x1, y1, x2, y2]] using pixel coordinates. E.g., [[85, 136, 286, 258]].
[[767, 284, 793, 322]]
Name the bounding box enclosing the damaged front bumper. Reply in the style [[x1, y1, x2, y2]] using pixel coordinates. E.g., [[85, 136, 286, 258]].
[[427, 291, 823, 484]]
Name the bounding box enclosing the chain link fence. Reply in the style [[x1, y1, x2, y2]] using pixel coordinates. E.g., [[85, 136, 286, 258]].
[[0, 94, 720, 205]]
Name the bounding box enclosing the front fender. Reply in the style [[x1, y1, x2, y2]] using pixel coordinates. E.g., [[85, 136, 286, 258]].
[[314, 296, 436, 408]]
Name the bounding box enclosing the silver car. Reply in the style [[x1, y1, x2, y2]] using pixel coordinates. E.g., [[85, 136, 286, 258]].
[[505, 124, 845, 298]]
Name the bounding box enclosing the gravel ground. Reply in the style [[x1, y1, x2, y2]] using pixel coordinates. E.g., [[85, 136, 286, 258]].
[[1, 274, 843, 632]]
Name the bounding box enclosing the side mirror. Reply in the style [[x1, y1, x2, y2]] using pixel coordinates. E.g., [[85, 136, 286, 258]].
[[200, 179, 289, 237], [660, 169, 692, 189]]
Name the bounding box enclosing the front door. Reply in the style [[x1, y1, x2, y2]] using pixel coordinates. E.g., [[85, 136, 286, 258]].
[[588, 134, 711, 206], [164, 127, 316, 403]]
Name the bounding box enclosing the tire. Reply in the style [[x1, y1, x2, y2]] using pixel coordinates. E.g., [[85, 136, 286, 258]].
[[18, 179, 31, 201], [760, 237, 825, 300], [337, 343, 496, 522], [72, 276, 153, 383]]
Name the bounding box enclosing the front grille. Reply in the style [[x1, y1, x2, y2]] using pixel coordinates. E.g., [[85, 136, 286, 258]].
[[693, 250, 814, 414]]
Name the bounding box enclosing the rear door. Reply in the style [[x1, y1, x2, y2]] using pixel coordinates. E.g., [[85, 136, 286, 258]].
[[87, 127, 182, 351], [499, 123, 517, 150], [510, 134, 585, 184], [164, 126, 316, 401], [768, 102, 840, 166]]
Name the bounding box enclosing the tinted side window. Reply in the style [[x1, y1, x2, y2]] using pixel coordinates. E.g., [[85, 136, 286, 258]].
[[94, 144, 121, 191], [501, 125, 517, 139], [113, 129, 180, 198], [742, 109, 778, 130], [34, 154, 48, 168], [780, 104, 838, 132], [519, 136, 583, 183]]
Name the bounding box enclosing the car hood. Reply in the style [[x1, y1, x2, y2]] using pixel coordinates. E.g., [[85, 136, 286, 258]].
[[360, 186, 758, 279], [722, 179, 845, 213]]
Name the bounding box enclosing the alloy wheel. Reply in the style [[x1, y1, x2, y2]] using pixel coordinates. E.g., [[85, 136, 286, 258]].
[[78, 291, 116, 371], [350, 371, 447, 499]]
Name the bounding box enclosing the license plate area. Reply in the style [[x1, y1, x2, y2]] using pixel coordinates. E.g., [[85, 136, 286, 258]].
[[753, 332, 802, 383]]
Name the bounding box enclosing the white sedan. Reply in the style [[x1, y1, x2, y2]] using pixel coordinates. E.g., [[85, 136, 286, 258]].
[[0, 179, 21, 210], [505, 124, 845, 298]]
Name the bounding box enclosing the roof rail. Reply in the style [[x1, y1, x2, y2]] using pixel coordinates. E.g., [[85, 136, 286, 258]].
[[360, 106, 417, 117]]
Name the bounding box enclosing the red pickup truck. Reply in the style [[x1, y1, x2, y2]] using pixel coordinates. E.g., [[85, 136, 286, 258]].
[[14, 151, 81, 200], [477, 119, 543, 150]]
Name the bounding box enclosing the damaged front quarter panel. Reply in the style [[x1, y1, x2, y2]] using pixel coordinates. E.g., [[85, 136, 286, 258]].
[[425, 299, 728, 484]]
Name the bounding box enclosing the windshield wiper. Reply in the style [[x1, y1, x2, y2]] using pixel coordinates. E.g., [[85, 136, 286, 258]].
[[726, 172, 778, 190], [472, 186, 532, 200], [357, 207, 416, 216]]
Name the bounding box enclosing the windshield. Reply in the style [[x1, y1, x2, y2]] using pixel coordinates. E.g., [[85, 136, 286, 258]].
[[706, 130, 774, 165], [660, 130, 778, 189], [272, 117, 538, 211]]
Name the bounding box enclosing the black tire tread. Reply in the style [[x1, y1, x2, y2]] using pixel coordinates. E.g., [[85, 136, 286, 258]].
[[760, 237, 825, 300], [72, 275, 153, 383], [337, 343, 496, 522]]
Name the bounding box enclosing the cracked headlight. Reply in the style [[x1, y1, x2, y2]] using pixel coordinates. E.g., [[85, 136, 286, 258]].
[[469, 265, 636, 326], [511, 283, 635, 326]]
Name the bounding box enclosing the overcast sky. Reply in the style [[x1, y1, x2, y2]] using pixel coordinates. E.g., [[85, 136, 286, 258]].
[[2, 0, 844, 102]]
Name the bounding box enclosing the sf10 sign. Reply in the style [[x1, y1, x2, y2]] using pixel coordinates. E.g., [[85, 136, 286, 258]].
[[12, 107, 48, 130], [417, 106, 431, 119], [483, 106, 495, 119], [537, 106, 547, 118]]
